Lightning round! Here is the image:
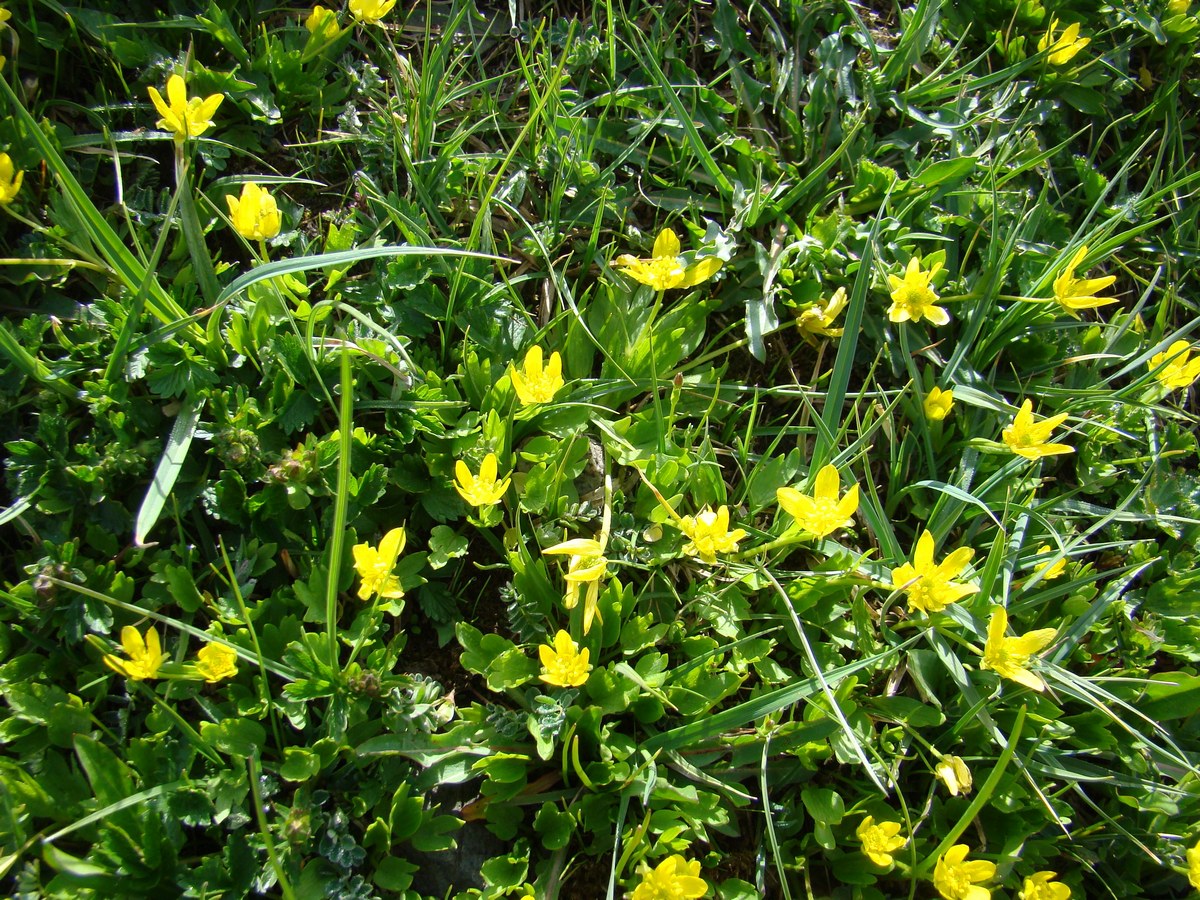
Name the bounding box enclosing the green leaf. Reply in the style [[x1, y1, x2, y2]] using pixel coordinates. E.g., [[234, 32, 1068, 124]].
[[134, 395, 205, 546], [373, 856, 418, 892], [915, 157, 976, 189], [200, 718, 266, 758], [279, 747, 322, 782], [801, 787, 845, 824], [533, 801, 575, 850], [427, 525, 469, 570], [42, 845, 122, 891], [73, 734, 134, 806]]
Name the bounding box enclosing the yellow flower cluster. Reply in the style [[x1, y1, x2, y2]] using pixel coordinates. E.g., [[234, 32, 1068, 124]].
[[0, 152, 22, 205], [614, 228, 722, 292], [887, 257, 948, 325], [630, 855, 707, 900], [101, 626, 237, 684], [352, 526, 407, 601], [454, 452, 511, 507], [1149, 341, 1200, 391], [857, 815, 907, 866], [227, 183, 282, 241], [891, 530, 978, 615], [1002, 400, 1073, 460], [777, 464, 859, 539], [538, 630, 591, 687], [148, 74, 224, 144]]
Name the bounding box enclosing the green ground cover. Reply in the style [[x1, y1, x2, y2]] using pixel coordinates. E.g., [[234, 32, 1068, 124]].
[[1, 0, 1199, 897]]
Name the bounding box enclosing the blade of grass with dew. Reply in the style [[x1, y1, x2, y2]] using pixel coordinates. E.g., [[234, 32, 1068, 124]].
[[134, 394, 204, 547], [326, 349, 353, 668], [215, 245, 515, 307]]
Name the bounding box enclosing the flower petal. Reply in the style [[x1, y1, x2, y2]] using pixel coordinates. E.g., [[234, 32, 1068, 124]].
[[652, 228, 680, 259]]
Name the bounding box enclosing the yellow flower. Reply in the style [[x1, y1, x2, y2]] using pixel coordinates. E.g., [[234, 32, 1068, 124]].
[[538, 630, 592, 687], [1168, 0, 1191, 13], [1188, 838, 1200, 890], [195, 643, 238, 683], [678, 505, 748, 563], [1033, 544, 1066, 581], [776, 464, 859, 539], [924, 386, 955, 421], [352, 526, 407, 601], [630, 855, 708, 900], [1149, 340, 1200, 391], [1002, 400, 1073, 460], [980, 606, 1056, 693], [103, 626, 170, 681], [614, 228, 723, 292], [1038, 17, 1090, 65], [935, 755, 973, 796], [0, 152, 23, 205], [349, 0, 397, 24], [305, 5, 339, 38], [454, 452, 511, 507], [1051, 245, 1117, 316], [856, 815, 907, 866], [543, 537, 608, 634], [226, 183, 282, 241], [887, 257, 949, 325], [1019, 870, 1071, 900], [0, 9, 10, 28], [797, 287, 847, 343], [510, 345, 564, 406], [934, 844, 996, 900], [147, 74, 224, 144], [891, 530, 979, 615]]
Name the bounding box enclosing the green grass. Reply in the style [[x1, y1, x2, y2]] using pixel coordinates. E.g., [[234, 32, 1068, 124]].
[[0, 1, 1199, 898]]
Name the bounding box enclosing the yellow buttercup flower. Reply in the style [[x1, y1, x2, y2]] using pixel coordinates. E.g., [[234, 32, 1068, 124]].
[[1038, 17, 1090, 65], [147, 74, 224, 144], [924, 386, 955, 421], [226, 183, 282, 241], [614, 228, 723, 292], [195, 642, 238, 683], [0, 152, 23, 205], [1187, 837, 1200, 890], [349, 0, 397, 24], [103, 626, 170, 681], [1051, 245, 1117, 316], [777, 464, 859, 539], [454, 452, 511, 507], [543, 537, 608, 634], [630, 855, 708, 900], [1168, 0, 1191, 13], [352, 527, 407, 601], [1033, 544, 1066, 581], [305, 5, 339, 38], [797, 287, 847, 343], [980, 606, 1056, 693], [856, 816, 907, 867], [1019, 870, 1071, 900], [510, 345, 564, 406], [933, 844, 996, 900], [887, 256, 948, 325], [538, 630, 592, 687], [1149, 340, 1200, 391], [1002, 400, 1073, 460], [935, 755, 973, 796], [0, 9, 10, 28], [678, 505, 748, 563], [891, 530, 979, 615]]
